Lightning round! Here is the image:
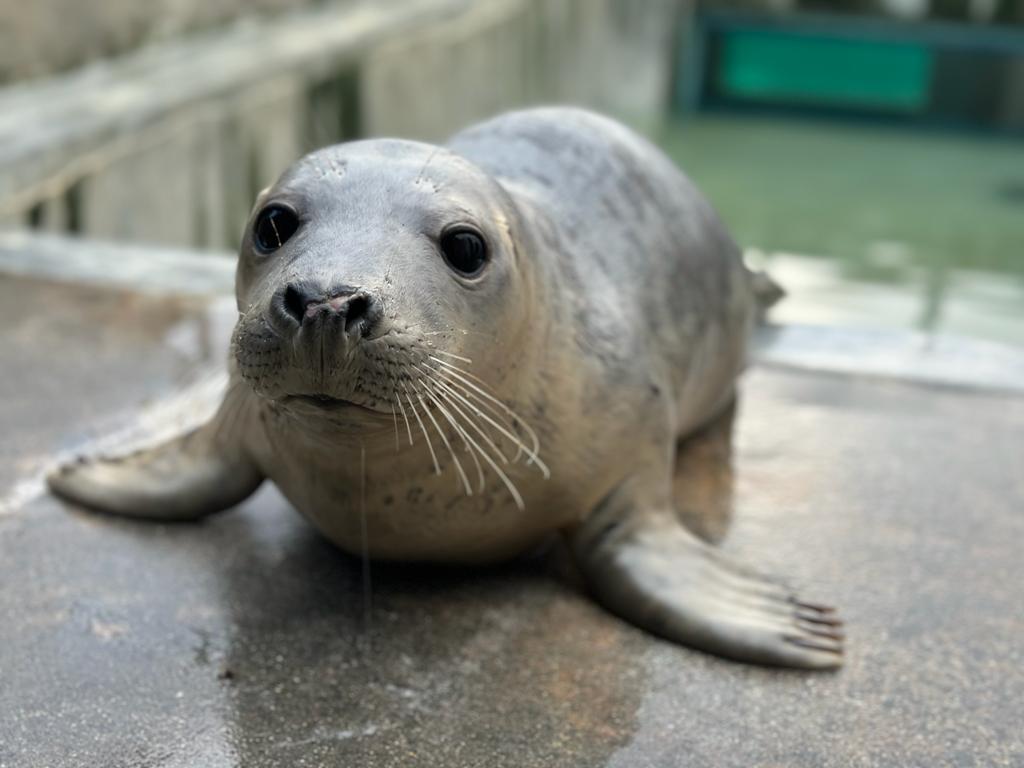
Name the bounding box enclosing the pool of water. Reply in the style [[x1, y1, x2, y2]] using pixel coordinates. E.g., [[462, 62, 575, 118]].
[[650, 114, 1024, 346]]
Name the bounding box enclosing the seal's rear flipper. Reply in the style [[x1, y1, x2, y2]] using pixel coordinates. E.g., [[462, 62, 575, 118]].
[[750, 269, 785, 324], [47, 408, 264, 522], [568, 497, 843, 669]]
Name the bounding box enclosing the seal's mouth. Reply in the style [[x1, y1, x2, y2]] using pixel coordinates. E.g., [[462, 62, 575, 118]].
[[282, 394, 374, 412]]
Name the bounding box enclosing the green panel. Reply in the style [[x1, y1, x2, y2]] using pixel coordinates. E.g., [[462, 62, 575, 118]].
[[720, 30, 933, 112]]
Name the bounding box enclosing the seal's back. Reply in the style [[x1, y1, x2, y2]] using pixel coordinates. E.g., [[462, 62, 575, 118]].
[[448, 107, 759, 433]]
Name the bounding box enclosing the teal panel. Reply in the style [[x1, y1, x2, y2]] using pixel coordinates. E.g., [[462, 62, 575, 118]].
[[720, 30, 933, 111]]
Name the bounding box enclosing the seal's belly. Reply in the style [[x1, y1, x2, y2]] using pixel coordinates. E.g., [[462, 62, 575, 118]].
[[264, 446, 560, 563]]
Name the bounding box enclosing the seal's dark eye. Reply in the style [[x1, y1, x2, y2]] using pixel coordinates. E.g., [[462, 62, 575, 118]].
[[253, 205, 299, 253], [440, 229, 488, 277]]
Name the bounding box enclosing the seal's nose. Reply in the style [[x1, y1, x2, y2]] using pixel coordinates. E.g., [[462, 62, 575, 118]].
[[279, 282, 381, 338]]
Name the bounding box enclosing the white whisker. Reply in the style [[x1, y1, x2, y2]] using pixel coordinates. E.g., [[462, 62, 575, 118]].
[[415, 366, 511, 464], [428, 357, 545, 468], [422, 385, 486, 493], [434, 390, 527, 512], [430, 350, 473, 364], [358, 443, 372, 652], [426, 372, 523, 463], [403, 387, 440, 475], [420, 328, 491, 338], [428, 366, 549, 478], [394, 392, 415, 447], [415, 386, 472, 496]]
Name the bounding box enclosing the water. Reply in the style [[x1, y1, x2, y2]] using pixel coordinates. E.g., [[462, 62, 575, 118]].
[[652, 114, 1024, 347]]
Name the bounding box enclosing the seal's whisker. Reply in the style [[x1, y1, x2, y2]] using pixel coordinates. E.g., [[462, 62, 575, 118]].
[[476, 446, 526, 512], [428, 357, 544, 465], [422, 386, 486, 493], [429, 374, 525, 464], [402, 387, 440, 475], [390, 401, 400, 453], [434, 393, 514, 500], [358, 443, 372, 653], [429, 364, 548, 478], [400, 350, 519, 445], [414, 386, 472, 497], [432, 391, 527, 512], [415, 355, 520, 436], [421, 373, 511, 465], [430, 350, 473, 364], [394, 392, 415, 447], [434, 377, 536, 467], [421, 329, 494, 340], [427, 356, 490, 386], [417, 368, 516, 465]]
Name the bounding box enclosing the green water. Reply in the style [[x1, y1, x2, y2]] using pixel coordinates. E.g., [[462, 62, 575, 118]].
[[650, 115, 1024, 345]]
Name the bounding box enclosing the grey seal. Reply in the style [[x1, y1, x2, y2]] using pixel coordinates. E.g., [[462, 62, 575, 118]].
[[49, 107, 843, 668]]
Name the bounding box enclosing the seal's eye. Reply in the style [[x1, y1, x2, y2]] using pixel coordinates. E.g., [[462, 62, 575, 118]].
[[440, 229, 488, 277], [253, 205, 299, 253]]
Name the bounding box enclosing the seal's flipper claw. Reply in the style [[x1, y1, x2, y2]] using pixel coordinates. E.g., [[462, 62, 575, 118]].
[[795, 608, 844, 627], [791, 598, 837, 614], [795, 619, 845, 641], [47, 412, 263, 522], [568, 508, 844, 670]]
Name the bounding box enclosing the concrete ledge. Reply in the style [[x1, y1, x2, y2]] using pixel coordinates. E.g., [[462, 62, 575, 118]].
[[0, 230, 235, 296], [755, 323, 1024, 396]]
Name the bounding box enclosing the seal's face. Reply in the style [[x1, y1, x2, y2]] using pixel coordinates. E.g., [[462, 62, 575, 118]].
[[231, 140, 533, 431]]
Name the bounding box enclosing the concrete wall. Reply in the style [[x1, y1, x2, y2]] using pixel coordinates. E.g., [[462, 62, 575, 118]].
[[362, 0, 682, 141], [0, 0, 683, 249], [0, 0, 329, 84]]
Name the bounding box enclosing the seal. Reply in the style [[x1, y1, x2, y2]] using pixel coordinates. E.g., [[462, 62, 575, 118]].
[[48, 107, 843, 668]]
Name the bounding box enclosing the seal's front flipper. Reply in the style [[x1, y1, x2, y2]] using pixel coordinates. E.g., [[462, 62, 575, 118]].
[[47, 401, 263, 521], [568, 499, 843, 669]]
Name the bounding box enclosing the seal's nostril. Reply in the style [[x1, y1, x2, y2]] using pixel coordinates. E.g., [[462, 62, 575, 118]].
[[344, 295, 370, 335], [283, 284, 309, 325]]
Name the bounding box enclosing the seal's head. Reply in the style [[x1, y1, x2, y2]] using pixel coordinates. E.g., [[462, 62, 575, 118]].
[[231, 140, 538, 426]]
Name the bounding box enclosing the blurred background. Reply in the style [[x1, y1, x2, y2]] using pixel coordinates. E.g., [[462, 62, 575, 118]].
[[0, 0, 1021, 347]]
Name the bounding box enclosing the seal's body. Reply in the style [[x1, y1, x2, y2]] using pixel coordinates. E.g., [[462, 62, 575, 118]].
[[50, 109, 843, 668]]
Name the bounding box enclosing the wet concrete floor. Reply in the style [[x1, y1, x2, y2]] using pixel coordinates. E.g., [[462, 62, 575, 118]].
[[1, 267, 1022, 767]]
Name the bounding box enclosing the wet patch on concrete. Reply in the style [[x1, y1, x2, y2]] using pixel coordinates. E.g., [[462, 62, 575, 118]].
[[1, 487, 649, 767], [217, 511, 648, 766]]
